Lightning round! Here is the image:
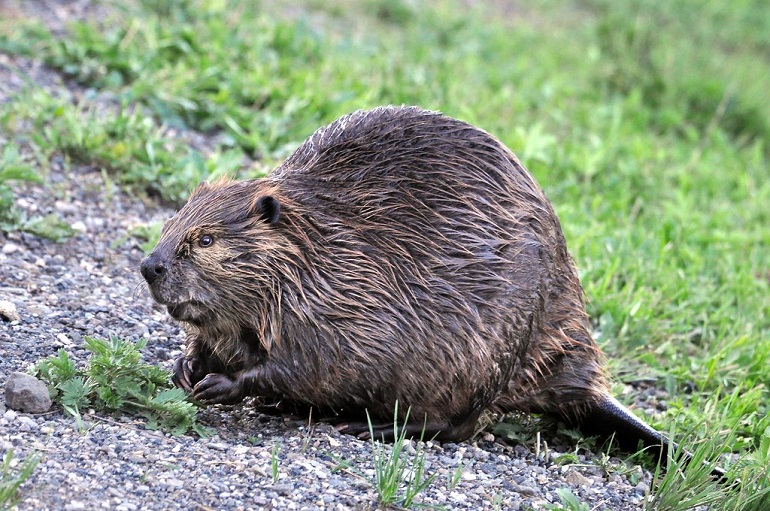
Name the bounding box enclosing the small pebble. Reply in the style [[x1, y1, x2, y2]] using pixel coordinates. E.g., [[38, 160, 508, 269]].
[[0, 300, 20, 321], [565, 470, 594, 487], [2, 242, 20, 254]]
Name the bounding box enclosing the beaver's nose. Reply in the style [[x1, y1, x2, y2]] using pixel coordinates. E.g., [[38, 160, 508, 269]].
[[140, 253, 167, 285]]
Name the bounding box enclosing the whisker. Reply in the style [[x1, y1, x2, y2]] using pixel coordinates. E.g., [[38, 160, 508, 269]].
[[132, 281, 149, 300]]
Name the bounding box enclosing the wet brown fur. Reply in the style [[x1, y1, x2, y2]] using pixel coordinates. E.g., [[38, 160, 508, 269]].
[[143, 106, 612, 440]]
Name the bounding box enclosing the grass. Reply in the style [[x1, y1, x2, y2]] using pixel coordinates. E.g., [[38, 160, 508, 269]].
[[0, 0, 768, 506], [319, 406, 439, 507], [367, 404, 438, 508], [0, 450, 39, 510], [0, 89, 246, 203], [446, 461, 464, 491], [0, 143, 73, 240], [271, 441, 281, 483]]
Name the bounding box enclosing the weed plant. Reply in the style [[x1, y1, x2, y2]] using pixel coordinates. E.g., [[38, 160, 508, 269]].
[[33, 336, 211, 437]]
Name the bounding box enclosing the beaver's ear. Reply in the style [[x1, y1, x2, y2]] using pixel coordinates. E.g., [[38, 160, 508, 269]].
[[252, 195, 281, 226]]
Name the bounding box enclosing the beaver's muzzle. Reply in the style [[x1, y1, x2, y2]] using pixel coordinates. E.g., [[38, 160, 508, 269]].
[[140, 253, 168, 285]]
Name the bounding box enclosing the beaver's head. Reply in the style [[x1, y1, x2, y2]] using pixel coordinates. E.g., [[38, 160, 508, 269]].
[[140, 179, 283, 326]]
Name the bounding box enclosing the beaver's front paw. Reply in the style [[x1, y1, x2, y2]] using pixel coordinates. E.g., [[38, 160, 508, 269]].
[[193, 373, 244, 405], [172, 355, 208, 392]]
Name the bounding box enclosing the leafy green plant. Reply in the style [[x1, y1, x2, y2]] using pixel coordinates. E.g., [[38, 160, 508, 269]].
[[33, 336, 211, 437], [368, 403, 438, 508], [0, 449, 39, 509], [544, 488, 590, 511]]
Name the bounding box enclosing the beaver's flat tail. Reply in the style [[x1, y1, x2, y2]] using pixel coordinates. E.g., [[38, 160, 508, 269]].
[[581, 395, 727, 481], [587, 395, 669, 452]]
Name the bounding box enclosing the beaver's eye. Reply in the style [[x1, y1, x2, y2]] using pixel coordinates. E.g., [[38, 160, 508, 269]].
[[199, 235, 214, 247]]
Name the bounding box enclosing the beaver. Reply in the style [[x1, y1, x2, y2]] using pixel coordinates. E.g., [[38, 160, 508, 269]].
[[140, 105, 680, 457]]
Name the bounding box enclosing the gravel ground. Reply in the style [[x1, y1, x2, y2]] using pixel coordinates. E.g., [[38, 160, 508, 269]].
[[1, 5, 657, 509]]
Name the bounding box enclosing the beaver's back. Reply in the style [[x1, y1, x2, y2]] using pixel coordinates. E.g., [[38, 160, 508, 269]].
[[258, 107, 603, 423], [274, 106, 555, 307]]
